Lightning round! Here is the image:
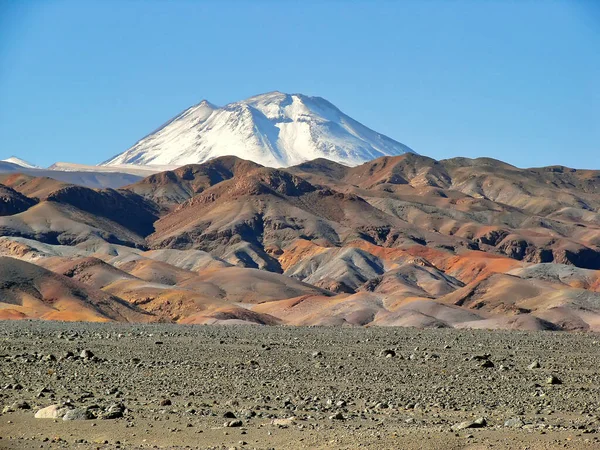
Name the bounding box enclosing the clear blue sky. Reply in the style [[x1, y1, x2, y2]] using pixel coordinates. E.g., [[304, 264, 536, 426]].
[[1, 0, 598, 168]]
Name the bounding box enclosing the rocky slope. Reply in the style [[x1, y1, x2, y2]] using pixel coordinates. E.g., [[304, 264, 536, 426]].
[[0, 257, 151, 322], [0, 184, 37, 216], [0, 154, 599, 330]]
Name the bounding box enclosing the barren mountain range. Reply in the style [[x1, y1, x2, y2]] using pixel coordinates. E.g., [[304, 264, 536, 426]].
[[1, 153, 599, 330]]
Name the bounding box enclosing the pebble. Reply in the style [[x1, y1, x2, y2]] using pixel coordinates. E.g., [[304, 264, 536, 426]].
[[504, 417, 525, 428], [80, 349, 94, 359], [528, 361, 541, 369], [224, 420, 243, 427], [379, 349, 396, 358], [451, 417, 487, 431], [546, 375, 562, 385]]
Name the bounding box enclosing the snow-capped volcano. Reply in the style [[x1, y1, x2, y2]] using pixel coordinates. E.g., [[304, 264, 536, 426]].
[[102, 91, 416, 168], [1, 156, 39, 169]]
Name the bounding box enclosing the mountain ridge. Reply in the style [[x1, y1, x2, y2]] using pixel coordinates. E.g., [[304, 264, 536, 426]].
[[1, 157, 39, 169], [2, 151, 600, 330]]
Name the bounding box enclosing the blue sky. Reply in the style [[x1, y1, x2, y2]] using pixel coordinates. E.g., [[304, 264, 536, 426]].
[[0, 0, 598, 168]]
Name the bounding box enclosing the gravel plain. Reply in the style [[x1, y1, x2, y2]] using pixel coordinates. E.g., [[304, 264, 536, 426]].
[[1, 321, 600, 449]]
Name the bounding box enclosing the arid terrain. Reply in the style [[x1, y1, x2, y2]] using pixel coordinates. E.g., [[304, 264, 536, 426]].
[[1, 154, 599, 449], [0, 154, 599, 330], [1, 321, 600, 449]]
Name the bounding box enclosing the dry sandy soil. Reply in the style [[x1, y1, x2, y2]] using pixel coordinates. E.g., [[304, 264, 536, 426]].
[[1, 321, 600, 449]]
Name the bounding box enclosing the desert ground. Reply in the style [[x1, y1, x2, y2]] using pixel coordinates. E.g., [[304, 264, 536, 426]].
[[1, 321, 600, 449]]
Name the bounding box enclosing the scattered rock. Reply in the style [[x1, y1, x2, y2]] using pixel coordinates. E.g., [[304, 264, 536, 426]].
[[224, 420, 243, 427], [240, 409, 256, 419], [546, 375, 562, 385], [34, 404, 72, 419], [15, 400, 30, 410], [2, 400, 30, 414], [80, 349, 94, 359], [101, 403, 125, 419], [271, 417, 296, 427], [452, 417, 487, 431], [379, 349, 396, 358], [63, 407, 95, 421], [504, 417, 525, 428], [528, 361, 541, 369], [3, 321, 600, 448]]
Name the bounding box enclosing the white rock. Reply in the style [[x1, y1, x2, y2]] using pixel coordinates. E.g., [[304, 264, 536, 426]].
[[34, 404, 72, 419], [271, 417, 297, 427]]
